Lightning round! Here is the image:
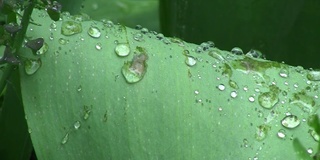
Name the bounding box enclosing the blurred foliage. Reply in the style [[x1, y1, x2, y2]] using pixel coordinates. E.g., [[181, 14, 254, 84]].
[[81, 0, 159, 32], [160, 0, 320, 69]]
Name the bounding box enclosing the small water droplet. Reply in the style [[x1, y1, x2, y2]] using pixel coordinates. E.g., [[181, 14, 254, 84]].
[[194, 90, 199, 95], [243, 138, 249, 148], [277, 129, 286, 139], [230, 91, 237, 98], [104, 20, 114, 28], [133, 33, 143, 41], [217, 84, 225, 91], [61, 132, 69, 145], [248, 96, 255, 102], [141, 28, 149, 34], [50, 22, 57, 29], [279, 68, 289, 78], [255, 124, 270, 141], [258, 92, 279, 109], [307, 148, 313, 154], [229, 80, 239, 89], [309, 129, 319, 142], [115, 43, 130, 57], [74, 121, 81, 130], [24, 59, 41, 75], [95, 43, 102, 50], [281, 115, 300, 129], [83, 105, 92, 120], [231, 47, 243, 55], [77, 85, 82, 92], [28, 128, 32, 134], [61, 21, 82, 36], [88, 26, 101, 38], [307, 70, 320, 81], [122, 53, 148, 83], [185, 56, 197, 66], [156, 33, 164, 40], [58, 38, 68, 45]]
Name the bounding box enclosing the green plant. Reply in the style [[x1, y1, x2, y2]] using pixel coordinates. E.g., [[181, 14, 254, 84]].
[[0, 0, 320, 159]]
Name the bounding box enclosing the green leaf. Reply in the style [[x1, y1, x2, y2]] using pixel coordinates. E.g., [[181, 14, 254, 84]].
[[20, 9, 320, 159]]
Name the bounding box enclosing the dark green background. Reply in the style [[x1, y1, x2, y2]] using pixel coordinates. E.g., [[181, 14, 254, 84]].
[[160, 0, 320, 69]]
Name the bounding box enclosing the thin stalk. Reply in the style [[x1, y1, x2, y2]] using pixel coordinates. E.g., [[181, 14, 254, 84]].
[[0, 0, 36, 94]]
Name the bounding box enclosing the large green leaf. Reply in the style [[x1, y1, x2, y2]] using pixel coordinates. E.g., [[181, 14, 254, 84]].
[[20, 9, 319, 159]]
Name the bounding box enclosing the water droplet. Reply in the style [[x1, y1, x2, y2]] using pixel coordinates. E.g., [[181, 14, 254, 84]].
[[281, 115, 300, 129], [83, 105, 92, 120], [279, 68, 289, 78], [95, 43, 102, 50], [243, 138, 249, 148], [133, 33, 143, 41], [61, 21, 82, 36], [122, 53, 148, 83], [77, 85, 82, 92], [307, 148, 313, 154], [194, 90, 199, 95], [24, 59, 41, 75], [309, 129, 319, 142], [185, 56, 197, 66], [255, 124, 270, 141], [28, 128, 32, 134], [135, 25, 142, 30], [50, 22, 57, 29], [231, 47, 243, 55], [104, 20, 114, 28], [156, 33, 164, 40], [217, 84, 225, 91], [258, 92, 279, 109], [230, 91, 238, 98], [307, 70, 320, 81], [88, 26, 101, 38], [141, 28, 149, 34], [36, 42, 49, 55], [277, 129, 286, 139], [162, 38, 171, 44], [58, 38, 68, 45], [74, 121, 81, 130], [229, 80, 239, 89], [115, 43, 130, 57], [208, 50, 225, 61], [248, 96, 255, 102], [246, 49, 264, 59], [61, 132, 69, 145]]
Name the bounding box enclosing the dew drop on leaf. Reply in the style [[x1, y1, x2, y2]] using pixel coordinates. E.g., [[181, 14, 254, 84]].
[[24, 59, 41, 75], [281, 115, 300, 129], [74, 121, 81, 130], [61, 21, 82, 36], [61, 132, 69, 145], [88, 26, 101, 38], [122, 53, 148, 83], [185, 56, 196, 66], [231, 47, 243, 55], [255, 124, 270, 141], [36, 42, 49, 55], [95, 43, 102, 50], [277, 129, 286, 139], [258, 91, 279, 109], [115, 43, 130, 57], [307, 70, 320, 81]]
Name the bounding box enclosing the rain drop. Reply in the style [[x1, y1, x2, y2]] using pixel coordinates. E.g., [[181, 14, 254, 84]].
[[61, 21, 82, 36], [83, 105, 92, 120], [217, 84, 225, 91], [231, 47, 243, 55], [307, 70, 320, 81], [58, 38, 68, 45], [248, 96, 255, 102], [36, 42, 48, 55], [255, 124, 270, 141], [122, 53, 148, 83], [74, 121, 81, 130], [281, 115, 300, 129], [88, 26, 101, 38], [115, 43, 130, 57], [24, 59, 41, 75], [258, 92, 279, 109], [61, 132, 69, 145], [279, 68, 289, 78], [309, 129, 319, 142], [133, 33, 143, 41], [77, 85, 82, 92], [185, 56, 197, 66], [230, 91, 238, 98], [277, 129, 286, 139], [95, 43, 102, 50]]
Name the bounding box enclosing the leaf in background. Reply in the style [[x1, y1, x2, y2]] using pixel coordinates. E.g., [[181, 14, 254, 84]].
[[19, 9, 320, 159], [0, 69, 33, 160]]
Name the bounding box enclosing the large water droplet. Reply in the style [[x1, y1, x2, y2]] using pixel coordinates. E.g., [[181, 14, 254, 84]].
[[122, 53, 148, 83], [74, 121, 81, 130], [61, 132, 69, 145], [258, 92, 279, 109], [185, 56, 197, 66], [115, 43, 130, 57], [61, 21, 82, 36], [281, 115, 300, 129], [246, 49, 264, 59], [255, 124, 270, 141], [307, 70, 320, 81], [24, 59, 41, 75], [88, 26, 101, 38]]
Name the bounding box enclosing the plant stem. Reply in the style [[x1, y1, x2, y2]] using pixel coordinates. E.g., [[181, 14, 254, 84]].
[[0, 0, 36, 94]]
